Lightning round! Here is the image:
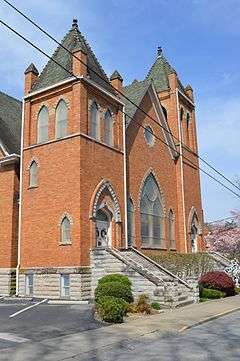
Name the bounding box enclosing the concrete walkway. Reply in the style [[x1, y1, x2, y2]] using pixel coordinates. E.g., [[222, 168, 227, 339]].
[[2, 295, 240, 361]]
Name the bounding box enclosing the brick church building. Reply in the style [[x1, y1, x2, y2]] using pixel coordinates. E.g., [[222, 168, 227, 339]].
[[0, 20, 205, 301]]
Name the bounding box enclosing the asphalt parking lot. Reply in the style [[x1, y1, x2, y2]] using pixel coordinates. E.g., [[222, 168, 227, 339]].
[[0, 297, 104, 351]]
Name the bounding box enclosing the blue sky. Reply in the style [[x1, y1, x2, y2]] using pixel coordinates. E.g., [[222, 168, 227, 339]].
[[0, 0, 240, 221]]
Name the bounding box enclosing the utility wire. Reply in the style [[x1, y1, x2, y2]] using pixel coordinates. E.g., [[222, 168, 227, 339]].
[[2, 0, 240, 194], [1, 18, 240, 200]]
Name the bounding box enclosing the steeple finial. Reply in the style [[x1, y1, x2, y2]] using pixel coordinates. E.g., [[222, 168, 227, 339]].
[[72, 19, 78, 29], [157, 46, 162, 58]]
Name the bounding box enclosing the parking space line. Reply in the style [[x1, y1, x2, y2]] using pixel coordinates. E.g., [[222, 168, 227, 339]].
[[0, 332, 29, 343], [9, 299, 48, 318]]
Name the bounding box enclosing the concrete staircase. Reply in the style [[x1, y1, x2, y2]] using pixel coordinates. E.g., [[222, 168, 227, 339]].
[[208, 251, 230, 268], [91, 247, 199, 308]]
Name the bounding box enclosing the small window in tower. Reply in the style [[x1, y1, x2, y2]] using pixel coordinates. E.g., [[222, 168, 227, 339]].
[[29, 161, 38, 188], [104, 109, 113, 146], [56, 100, 68, 139], [37, 106, 49, 143], [144, 126, 155, 147], [60, 216, 71, 244], [90, 101, 99, 140]]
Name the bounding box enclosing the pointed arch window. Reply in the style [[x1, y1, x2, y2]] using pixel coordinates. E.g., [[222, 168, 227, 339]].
[[37, 106, 49, 143], [29, 161, 38, 188], [61, 216, 71, 244], [90, 101, 99, 140], [127, 198, 135, 247], [56, 100, 68, 139], [168, 209, 176, 249], [140, 174, 164, 247], [190, 213, 198, 253], [104, 109, 113, 146]]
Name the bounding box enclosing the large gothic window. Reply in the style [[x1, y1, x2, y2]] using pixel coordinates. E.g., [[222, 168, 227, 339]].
[[37, 106, 49, 143], [140, 174, 164, 247], [104, 109, 113, 146], [90, 101, 99, 140], [56, 100, 68, 139], [127, 198, 135, 246]]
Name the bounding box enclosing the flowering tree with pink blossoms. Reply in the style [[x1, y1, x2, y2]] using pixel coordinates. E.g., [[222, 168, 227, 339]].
[[206, 211, 240, 257]]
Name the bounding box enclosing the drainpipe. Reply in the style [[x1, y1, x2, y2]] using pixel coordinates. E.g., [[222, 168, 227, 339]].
[[176, 90, 187, 253], [16, 99, 25, 295], [122, 105, 128, 249]]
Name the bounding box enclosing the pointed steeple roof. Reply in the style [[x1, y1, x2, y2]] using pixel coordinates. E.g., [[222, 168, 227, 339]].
[[31, 19, 114, 94], [110, 70, 123, 82], [146, 47, 176, 92], [24, 63, 39, 75]]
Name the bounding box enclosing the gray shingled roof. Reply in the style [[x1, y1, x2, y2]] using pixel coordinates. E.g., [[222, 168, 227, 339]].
[[146, 53, 186, 94], [0, 91, 22, 154], [31, 21, 114, 94], [123, 80, 151, 127]]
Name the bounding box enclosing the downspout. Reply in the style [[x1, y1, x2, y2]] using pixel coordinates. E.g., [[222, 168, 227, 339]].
[[122, 105, 128, 249], [176, 90, 187, 253], [16, 98, 25, 295]]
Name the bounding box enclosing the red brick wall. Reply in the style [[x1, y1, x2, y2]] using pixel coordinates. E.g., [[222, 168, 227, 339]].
[[20, 80, 125, 268], [0, 162, 19, 268]]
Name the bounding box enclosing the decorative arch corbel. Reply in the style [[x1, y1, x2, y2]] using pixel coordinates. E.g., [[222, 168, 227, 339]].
[[90, 179, 121, 222], [188, 206, 202, 235]]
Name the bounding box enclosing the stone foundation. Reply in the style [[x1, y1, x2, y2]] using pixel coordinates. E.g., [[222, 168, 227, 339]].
[[18, 267, 92, 300], [0, 268, 16, 296]]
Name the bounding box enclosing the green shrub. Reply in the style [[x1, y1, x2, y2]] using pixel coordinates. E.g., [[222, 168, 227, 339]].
[[235, 287, 240, 295], [95, 281, 134, 303], [200, 287, 225, 299], [151, 302, 161, 310], [98, 274, 132, 287], [199, 298, 209, 303], [97, 296, 127, 323], [126, 302, 138, 313]]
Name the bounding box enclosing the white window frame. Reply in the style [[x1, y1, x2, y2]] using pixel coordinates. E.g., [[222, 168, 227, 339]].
[[29, 161, 38, 188], [104, 109, 113, 146], [56, 100, 68, 139], [37, 106, 49, 143], [60, 274, 70, 298], [25, 274, 33, 296], [90, 101, 99, 140]]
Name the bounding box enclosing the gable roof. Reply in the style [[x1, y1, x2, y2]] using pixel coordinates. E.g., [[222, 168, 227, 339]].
[[123, 79, 151, 127], [31, 20, 114, 94], [123, 81, 178, 159], [0, 91, 22, 155]]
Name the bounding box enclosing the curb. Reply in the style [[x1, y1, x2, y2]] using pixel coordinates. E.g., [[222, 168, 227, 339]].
[[47, 300, 89, 305], [179, 306, 240, 333]]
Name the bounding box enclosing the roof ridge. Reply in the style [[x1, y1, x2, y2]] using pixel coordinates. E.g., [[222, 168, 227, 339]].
[[123, 79, 147, 90], [0, 90, 22, 104]]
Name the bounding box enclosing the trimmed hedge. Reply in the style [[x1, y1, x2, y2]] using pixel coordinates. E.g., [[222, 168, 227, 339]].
[[95, 281, 134, 303], [98, 274, 132, 287], [200, 287, 225, 299], [97, 296, 127, 323], [199, 271, 235, 296], [145, 251, 216, 278]]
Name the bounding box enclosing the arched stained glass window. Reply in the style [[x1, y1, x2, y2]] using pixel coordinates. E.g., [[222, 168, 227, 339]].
[[37, 106, 48, 143], [104, 109, 113, 146], [90, 101, 99, 139], [56, 100, 68, 139], [127, 198, 135, 247], [140, 174, 164, 247], [61, 216, 71, 244], [29, 161, 38, 188], [168, 209, 175, 249]]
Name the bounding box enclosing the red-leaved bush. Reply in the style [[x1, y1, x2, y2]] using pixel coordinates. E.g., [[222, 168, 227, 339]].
[[199, 271, 235, 296]]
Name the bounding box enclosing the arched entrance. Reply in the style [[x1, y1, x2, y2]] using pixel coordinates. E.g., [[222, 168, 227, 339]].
[[90, 180, 122, 249], [96, 207, 112, 248]]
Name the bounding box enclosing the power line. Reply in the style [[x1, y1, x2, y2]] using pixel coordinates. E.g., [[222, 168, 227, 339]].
[[2, 0, 240, 195], [1, 18, 240, 200]]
